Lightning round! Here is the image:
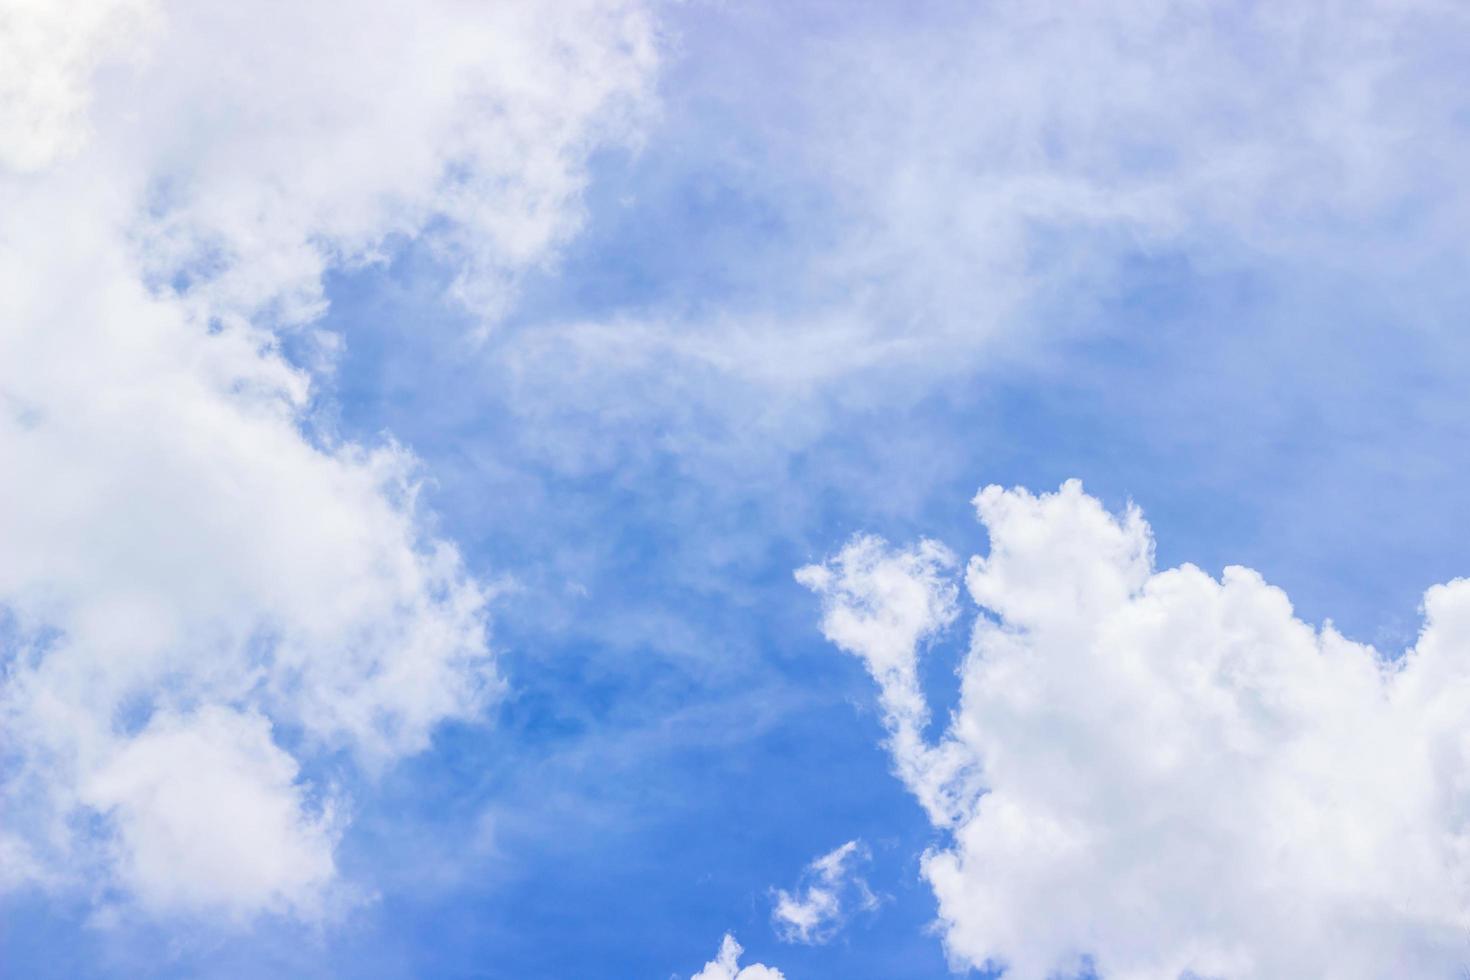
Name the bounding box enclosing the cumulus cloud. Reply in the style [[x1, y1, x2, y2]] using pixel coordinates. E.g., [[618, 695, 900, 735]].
[[690, 934, 785, 980], [801, 480, 1470, 978], [0, 0, 658, 919], [771, 839, 877, 945]]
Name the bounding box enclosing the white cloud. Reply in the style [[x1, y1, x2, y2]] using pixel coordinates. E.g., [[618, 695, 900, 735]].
[[771, 839, 877, 945], [0, 0, 658, 919], [81, 707, 338, 920], [0, 0, 159, 173], [801, 480, 1470, 978], [793, 537, 979, 829], [97, 0, 656, 326], [690, 934, 785, 980]]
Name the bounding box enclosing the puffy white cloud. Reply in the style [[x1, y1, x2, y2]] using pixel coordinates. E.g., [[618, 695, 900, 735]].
[[110, 0, 657, 325], [81, 707, 338, 920], [0, 0, 658, 919], [771, 839, 877, 945], [690, 934, 785, 980], [801, 481, 1470, 979]]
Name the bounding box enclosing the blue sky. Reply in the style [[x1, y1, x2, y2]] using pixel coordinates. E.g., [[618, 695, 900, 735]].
[[6, 1, 1470, 978]]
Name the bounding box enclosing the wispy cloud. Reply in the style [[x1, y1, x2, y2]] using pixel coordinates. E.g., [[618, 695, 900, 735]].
[[509, 0, 1470, 393], [771, 839, 878, 945]]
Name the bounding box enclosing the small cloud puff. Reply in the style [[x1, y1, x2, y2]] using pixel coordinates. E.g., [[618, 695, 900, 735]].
[[771, 840, 878, 945], [690, 934, 784, 980]]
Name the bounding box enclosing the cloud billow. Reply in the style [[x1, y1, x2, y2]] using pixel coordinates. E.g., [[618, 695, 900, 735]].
[[801, 480, 1470, 978]]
